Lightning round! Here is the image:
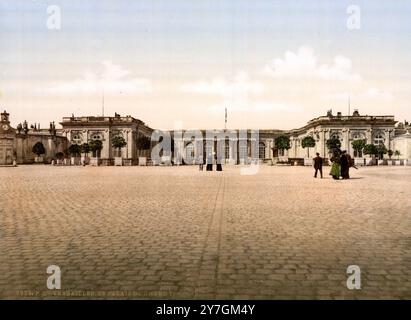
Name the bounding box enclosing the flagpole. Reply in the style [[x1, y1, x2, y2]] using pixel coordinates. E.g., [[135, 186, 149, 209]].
[[102, 88, 105, 117], [225, 107, 227, 130]]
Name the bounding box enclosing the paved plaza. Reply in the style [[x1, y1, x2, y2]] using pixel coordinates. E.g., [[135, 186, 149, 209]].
[[0, 165, 410, 299]]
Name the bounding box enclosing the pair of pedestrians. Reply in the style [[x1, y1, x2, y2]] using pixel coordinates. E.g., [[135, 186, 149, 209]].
[[314, 150, 353, 180]]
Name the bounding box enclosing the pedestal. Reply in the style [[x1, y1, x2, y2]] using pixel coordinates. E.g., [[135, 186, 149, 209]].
[[114, 157, 123, 166]]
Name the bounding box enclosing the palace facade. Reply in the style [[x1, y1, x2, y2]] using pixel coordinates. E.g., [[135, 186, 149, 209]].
[[1, 109, 410, 166]]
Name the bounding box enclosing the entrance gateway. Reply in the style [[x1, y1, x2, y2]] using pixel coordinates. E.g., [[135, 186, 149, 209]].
[[0, 139, 13, 165]]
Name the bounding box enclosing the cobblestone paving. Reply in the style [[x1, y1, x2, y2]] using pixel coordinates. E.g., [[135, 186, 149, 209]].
[[0, 165, 410, 299]]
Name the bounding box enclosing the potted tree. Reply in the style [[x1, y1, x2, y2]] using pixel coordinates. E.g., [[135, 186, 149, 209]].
[[326, 137, 341, 151], [89, 140, 102, 166], [81, 143, 90, 165], [112, 136, 127, 166], [363, 144, 378, 165], [68, 144, 81, 165], [136, 135, 151, 166], [32, 142, 46, 163], [274, 135, 291, 163], [326, 137, 341, 165], [376, 144, 388, 165], [301, 136, 316, 166], [63, 149, 70, 165], [55, 152, 64, 165], [351, 139, 366, 166], [387, 149, 394, 165], [394, 150, 401, 165]]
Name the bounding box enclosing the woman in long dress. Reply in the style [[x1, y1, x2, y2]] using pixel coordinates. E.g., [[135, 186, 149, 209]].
[[330, 149, 341, 180]]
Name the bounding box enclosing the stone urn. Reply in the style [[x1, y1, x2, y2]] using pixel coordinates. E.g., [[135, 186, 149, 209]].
[[114, 157, 123, 166]]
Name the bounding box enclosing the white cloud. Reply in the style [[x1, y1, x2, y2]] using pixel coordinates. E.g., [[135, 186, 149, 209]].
[[43, 61, 152, 95], [322, 87, 392, 101], [263, 46, 362, 83], [206, 101, 302, 114], [362, 87, 392, 100], [181, 71, 302, 114], [180, 71, 265, 98]]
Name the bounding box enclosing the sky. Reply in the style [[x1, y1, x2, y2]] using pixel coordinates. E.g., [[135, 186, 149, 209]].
[[0, 0, 410, 130]]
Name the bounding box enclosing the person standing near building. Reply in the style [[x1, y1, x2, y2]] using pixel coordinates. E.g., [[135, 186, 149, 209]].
[[340, 150, 349, 179], [313, 153, 323, 178], [345, 152, 355, 179], [330, 149, 342, 180]]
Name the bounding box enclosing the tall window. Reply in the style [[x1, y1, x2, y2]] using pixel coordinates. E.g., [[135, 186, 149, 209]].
[[225, 142, 230, 159], [374, 134, 384, 145], [239, 144, 248, 161], [259, 142, 266, 159], [205, 144, 213, 163], [72, 134, 81, 144], [185, 143, 194, 164], [352, 133, 362, 140], [92, 134, 102, 140]]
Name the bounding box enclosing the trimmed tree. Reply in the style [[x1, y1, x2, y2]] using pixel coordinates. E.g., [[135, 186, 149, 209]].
[[32, 142, 45, 157], [81, 143, 90, 156], [363, 144, 378, 157], [68, 144, 81, 157], [394, 150, 401, 160], [112, 136, 127, 157], [89, 140, 103, 158], [274, 136, 291, 156], [55, 152, 64, 160], [301, 136, 316, 158], [351, 139, 366, 158], [326, 137, 341, 151], [376, 144, 388, 160], [387, 149, 394, 159]]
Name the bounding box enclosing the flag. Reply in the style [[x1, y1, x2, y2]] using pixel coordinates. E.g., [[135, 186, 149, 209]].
[[225, 107, 227, 127]]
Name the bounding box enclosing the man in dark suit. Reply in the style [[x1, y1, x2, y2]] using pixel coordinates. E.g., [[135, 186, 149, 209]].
[[313, 153, 323, 178], [340, 150, 349, 179]]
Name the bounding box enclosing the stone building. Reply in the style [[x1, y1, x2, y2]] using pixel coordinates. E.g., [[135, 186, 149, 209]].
[[60, 113, 153, 166], [1, 108, 410, 166], [166, 109, 404, 165], [286, 110, 398, 160], [0, 110, 67, 165]]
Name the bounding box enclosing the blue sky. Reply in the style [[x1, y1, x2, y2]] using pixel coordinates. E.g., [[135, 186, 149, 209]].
[[1, 0, 410, 129]]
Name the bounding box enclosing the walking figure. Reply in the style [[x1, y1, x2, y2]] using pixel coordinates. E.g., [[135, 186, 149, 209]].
[[313, 153, 323, 178]]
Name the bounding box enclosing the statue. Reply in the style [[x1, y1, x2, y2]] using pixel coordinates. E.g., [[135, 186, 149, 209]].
[[23, 120, 28, 134], [1, 110, 9, 122]]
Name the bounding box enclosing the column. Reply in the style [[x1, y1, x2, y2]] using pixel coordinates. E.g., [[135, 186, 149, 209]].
[[102, 130, 110, 159], [342, 128, 350, 151], [365, 128, 372, 145], [318, 129, 325, 157]]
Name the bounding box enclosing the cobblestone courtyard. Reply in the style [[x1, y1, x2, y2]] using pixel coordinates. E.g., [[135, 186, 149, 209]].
[[0, 165, 410, 299]]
